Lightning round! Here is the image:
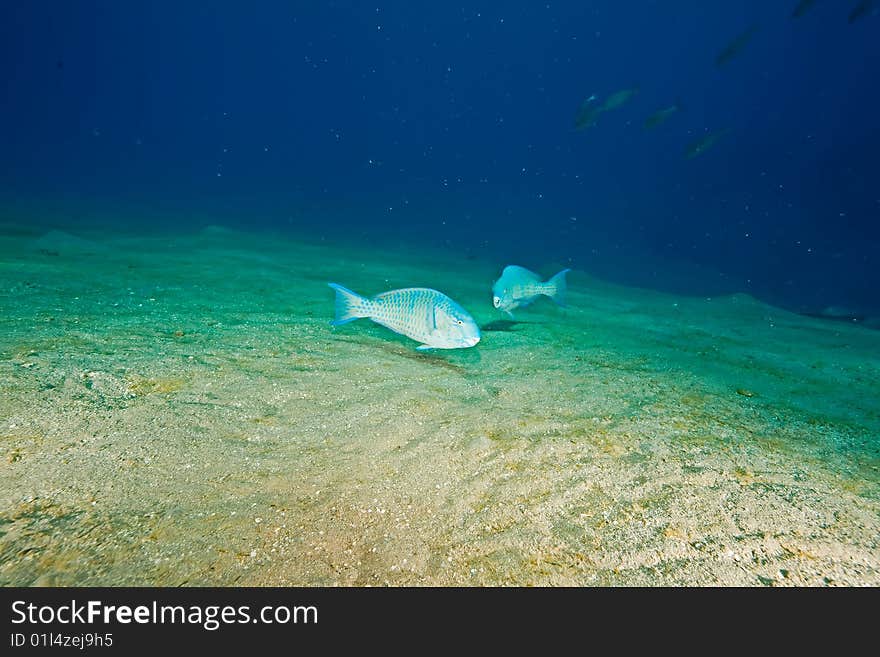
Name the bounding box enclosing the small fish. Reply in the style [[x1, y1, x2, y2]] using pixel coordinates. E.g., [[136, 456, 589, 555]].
[[599, 87, 639, 112], [644, 102, 681, 129], [849, 0, 877, 23], [574, 94, 603, 130], [492, 266, 570, 317], [328, 283, 480, 350], [792, 0, 818, 19], [715, 24, 759, 67], [684, 128, 730, 159]]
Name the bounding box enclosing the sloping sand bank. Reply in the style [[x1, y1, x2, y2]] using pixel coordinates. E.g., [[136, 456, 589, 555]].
[[1, 226, 877, 586]]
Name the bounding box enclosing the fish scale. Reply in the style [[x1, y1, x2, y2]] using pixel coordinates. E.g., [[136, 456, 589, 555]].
[[519, 283, 547, 297], [374, 289, 436, 337]]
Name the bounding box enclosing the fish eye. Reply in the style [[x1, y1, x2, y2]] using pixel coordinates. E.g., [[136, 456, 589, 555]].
[[493, 296, 501, 308], [457, 320, 463, 325]]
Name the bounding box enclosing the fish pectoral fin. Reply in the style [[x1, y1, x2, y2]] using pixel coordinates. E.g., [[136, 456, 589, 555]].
[[416, 344, 434, 351], [505, 310, 515, 319]]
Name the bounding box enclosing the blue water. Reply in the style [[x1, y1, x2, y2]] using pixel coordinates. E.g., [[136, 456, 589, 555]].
[[2, 1, 878, 315]]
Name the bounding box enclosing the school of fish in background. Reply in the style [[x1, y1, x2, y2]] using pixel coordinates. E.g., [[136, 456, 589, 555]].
[[574, 0, 878, 158]]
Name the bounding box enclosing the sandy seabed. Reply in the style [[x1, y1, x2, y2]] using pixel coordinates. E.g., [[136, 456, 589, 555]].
[[1, 224, 878, 586]]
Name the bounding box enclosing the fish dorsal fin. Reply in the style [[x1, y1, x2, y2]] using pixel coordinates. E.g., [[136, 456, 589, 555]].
[[374, 287, 430, 301], [502, 265, 540, 282]]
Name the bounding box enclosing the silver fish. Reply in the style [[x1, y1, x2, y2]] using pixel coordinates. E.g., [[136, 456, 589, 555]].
[[491, 266, 570, 317], [328, 283, 480, 350]]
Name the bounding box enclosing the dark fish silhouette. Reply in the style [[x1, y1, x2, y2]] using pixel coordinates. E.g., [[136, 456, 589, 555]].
[[849, 0, 877, 23], [644, 102, 681, 129], [715, 24, 759, 67], [792, 0, 818, 18], [684, 128, 730, 159]]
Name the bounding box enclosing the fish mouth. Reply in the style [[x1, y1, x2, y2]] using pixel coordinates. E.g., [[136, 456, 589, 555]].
[[465, 335, 480, 347]]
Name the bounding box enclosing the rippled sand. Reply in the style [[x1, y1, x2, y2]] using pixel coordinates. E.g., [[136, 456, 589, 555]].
[[1, 224, 878, 586]]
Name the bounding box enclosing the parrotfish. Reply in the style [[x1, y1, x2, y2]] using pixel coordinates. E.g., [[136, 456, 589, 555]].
[[491, 266, 571, 317], [328, 283, 480, 350]]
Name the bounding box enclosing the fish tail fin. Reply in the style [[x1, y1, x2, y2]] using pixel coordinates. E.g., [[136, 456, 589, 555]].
[[328, 283, 371, 325], [546, 268, 571, 306]]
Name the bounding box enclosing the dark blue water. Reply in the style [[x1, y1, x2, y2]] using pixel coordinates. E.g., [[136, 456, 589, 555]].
[[2, 1, 878, 315]]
